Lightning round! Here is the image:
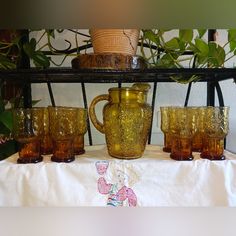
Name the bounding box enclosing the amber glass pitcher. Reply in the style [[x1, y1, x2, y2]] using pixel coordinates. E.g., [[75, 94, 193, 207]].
[[89, 84, 152, 159]]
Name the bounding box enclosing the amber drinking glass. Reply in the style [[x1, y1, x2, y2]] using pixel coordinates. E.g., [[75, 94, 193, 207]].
[[160, 106, 172, 152], [13, 108, 44, 164], [89, 84, 152, 159], [190, 107, 206, 152], [169, 107, 195, 161], [40, 107, 53, 155], [49, 107, 79, 162], [201, 106, 229, 160], [73, 108, 87, 155]]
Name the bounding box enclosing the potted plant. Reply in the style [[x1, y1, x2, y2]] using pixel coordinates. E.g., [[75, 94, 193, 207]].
[[89, 29, 140, 55], [71, 29, 149, 70]]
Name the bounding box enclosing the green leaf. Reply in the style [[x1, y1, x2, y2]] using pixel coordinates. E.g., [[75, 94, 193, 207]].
[[178, 39, 187, 52], [0, 122, 10, 135], [0, 55, 16, 69], [191, 38, 209, 66], [208, 42, 225, 67], [228, 30, 236, 52], [196, 55, 208, 66], [0, 110, 13, 131], [179, 30, 193, 42], [170, 75, 200, 84], [0, 140, 16, 160], [195, 38, 209, 56], [32, 99, 41, 106], [23, 38, 36, 58], [165, 38, 180, 50], [142, 30, 159, 45], [158, 29, 172, 35], [32, 51, 50, 68], [228, 29, 236, 41], [158, 53, 179, 68], [197, 29, 207, 38], [230, 41, 236, 52]]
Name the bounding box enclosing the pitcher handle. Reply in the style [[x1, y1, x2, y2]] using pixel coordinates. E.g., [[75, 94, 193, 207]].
[[89, 94, 109, 134]]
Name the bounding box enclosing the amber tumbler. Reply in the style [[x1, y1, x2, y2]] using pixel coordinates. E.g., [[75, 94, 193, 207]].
[[169, 107, 195, 161], [188, 107, 206, 152], [201, 106, 229, 160], [160, 106, 172, 153], [73, 108, 87, 155], [40, 107, 53, 155], [49, 107, 79, 163], [13, 108, 44, 164]]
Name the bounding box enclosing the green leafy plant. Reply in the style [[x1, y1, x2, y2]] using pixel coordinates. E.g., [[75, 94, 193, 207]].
[[140, 29, 236, 83], [0, 29, 82, 69], [0, 79, 15, 160], [26, 29, 85, 67], [23, 37, 50, 68], [0, 30, 51, 69]]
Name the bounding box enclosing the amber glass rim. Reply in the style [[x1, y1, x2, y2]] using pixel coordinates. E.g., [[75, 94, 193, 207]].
[[109, 87, 142, 92]]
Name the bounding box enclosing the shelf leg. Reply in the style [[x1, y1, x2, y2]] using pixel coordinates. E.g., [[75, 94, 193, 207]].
[[148, 81, 157, 144], [81, 82, 93, 146]]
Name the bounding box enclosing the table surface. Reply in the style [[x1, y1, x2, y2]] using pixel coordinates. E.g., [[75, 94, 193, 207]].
[[0, 145, 236, 207]]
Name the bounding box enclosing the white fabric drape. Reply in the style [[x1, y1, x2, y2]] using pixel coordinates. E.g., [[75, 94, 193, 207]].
[[0, 145, 236, 206]]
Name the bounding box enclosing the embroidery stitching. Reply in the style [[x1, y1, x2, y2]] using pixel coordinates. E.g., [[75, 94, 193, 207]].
[[95, 160, 138, 207]]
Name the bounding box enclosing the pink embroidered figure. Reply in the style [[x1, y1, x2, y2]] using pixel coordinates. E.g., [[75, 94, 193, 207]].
[[95, 160, 109, 175], [95, 161, 138, 207], [98, 178, 137, 207]]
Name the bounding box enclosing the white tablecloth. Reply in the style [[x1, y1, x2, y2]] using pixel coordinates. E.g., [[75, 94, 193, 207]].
[[0, 145, 236, 206]]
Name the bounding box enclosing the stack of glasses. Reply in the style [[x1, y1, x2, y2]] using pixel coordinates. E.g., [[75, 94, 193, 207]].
[[160, 106, 229, 161], [13, 107, 87, 164]]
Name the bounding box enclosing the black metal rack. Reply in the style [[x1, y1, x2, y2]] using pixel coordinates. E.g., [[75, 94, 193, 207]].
[[1, 67, 236, 82], [1, 67, 236, 145]]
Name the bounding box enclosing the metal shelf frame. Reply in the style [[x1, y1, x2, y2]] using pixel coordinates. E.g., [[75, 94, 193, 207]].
[[1, 67, 236, 83], [1, 67, 236, 145]]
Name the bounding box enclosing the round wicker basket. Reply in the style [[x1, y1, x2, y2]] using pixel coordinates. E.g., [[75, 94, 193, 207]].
[[90, 29, 140, 55]]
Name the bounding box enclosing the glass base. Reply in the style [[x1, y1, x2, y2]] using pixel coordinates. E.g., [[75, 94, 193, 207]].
[[109, 153, 142, 160], [17, 156, 43, 164], [108, 148, 143, 159], [51, 155, 75, 163], [192, 148, 202, 152], [170, 154, 194, 161], [74, 149, 85, 155], [40, 149, 53, 155], [200, 154, 225, 161], [163, 147, 171, 153]]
